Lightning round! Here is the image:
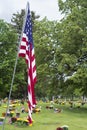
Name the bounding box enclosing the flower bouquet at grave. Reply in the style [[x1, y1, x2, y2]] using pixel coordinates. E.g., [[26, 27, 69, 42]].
[[16, 118, 29, 126], [16, 112, 20, 118], [0, 117, 5, 125], [56, 127, 63, 130], [33, 107, 41, 113], [10, 111, 15, 117], [11, 117, 17, 123], [2, 112, 6, 117]]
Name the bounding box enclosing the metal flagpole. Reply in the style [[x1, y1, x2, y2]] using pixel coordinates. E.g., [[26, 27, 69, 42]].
[[2, 2, 29, 130]]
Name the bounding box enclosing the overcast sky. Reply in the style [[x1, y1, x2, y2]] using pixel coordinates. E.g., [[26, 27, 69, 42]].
[[0, 0, 63, 23]]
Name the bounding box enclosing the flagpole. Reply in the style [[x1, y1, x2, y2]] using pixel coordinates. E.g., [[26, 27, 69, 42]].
[[1, 2, 29, 130]]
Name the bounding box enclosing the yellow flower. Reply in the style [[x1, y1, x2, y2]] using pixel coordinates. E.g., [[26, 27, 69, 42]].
[[17, 118, 22, 121], [10, 111, 15, 114], [3, 106, 7, 108], [29, 123, 32, 126], [24, 119, 28, 122]]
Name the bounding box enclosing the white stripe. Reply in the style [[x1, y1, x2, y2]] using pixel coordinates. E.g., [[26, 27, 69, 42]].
[[28, 76, 30, 85], [28, 107, 32, 119], [19, 49, 26, 54], [33, 71, 36, 79], [20, 41, 26, 46], [26, 44, 28, 51], [32, 59, 35, 68], [28, 92, 32, 104], [26, 53, 29, 60], [32, 48, 34, 56], [28, 91, 33, 111]]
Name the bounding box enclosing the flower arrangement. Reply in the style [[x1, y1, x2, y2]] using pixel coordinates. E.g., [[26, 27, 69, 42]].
[[16, 118, 29, 126], [46, 106, 53, 109], [10, 111, 15, 117], [61, 125, 69, 130], [0, 117, 5, 122], [16, 112, 20, 118], [61, 102, 66, 105], [2, 112, 6, 117], [56, 127, 63, 130], [2, 110, 15, 117], [0, 117, 5, 125], [33, 108, 41, 113], [10, 117, 29, 126], [11, 117, 17, 123]]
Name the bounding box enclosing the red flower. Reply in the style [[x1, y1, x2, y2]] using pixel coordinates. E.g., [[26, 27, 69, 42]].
[[56, 127, 63, 130]]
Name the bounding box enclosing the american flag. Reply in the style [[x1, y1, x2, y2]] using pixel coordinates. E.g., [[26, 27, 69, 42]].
[[19, 3, 37, 125]]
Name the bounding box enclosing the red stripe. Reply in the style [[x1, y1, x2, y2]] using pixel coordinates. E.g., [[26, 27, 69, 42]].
[[32, 54, 35, 61], [22, 37, 27, 42], [27, 116, 32, 124], [19, 53, 25, 57], [20, 45, 26, 50], [33, 65, 36, 73], [34, 77, 37, 83]]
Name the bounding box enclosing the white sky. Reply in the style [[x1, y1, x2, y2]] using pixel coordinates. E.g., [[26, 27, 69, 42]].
[[0, 0, 63, 22]]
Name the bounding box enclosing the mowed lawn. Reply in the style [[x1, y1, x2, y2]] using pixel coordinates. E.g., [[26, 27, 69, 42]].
[[0, 101, 87, 130]]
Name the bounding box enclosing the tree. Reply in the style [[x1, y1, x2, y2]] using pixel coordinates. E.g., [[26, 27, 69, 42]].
[[0, 19, 29, 98], [11, 9, 40, 34], [33, 18, 68, 99], [0, 19, 17, 97], [57, 0, 87, 96]]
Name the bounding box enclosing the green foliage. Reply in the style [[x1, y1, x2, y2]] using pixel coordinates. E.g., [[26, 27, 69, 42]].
[[11, 9, 40, 34], [0, 0, 87, 98], [0, 20, 18, 97], [57, 0, 87, 97]]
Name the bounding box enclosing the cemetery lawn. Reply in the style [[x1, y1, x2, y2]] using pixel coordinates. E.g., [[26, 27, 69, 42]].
[[0, 101, 87, 130]]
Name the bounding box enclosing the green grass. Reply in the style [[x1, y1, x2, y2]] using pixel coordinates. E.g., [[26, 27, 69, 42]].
[[0, 101, 87, 130]]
